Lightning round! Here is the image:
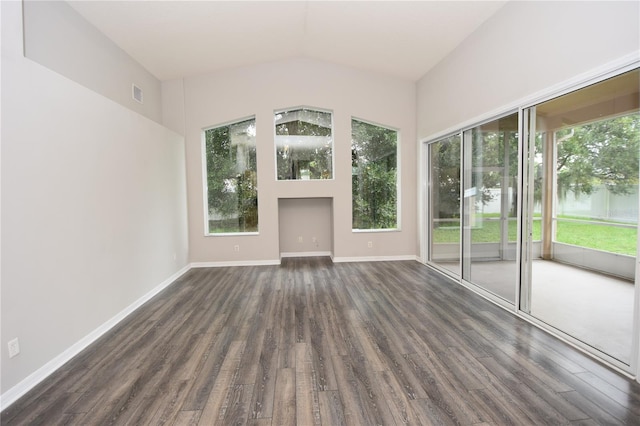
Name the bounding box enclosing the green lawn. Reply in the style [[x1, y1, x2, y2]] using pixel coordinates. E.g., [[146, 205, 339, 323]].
[[556, 220, 637, 256], [433, 215, 637, 256]]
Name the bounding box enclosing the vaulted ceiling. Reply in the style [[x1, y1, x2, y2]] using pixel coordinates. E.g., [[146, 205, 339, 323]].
[[67, 1, 507, 82]]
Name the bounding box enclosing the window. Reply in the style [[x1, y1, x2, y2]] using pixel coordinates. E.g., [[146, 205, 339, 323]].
[[203, 117, 257, 234], [275, 108, 333, 180], [351, 119, 398, 230]]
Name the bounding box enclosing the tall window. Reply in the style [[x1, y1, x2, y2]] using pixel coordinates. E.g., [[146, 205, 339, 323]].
[[275, 108, 333, 180], [203, 117, 257, 234], [351, 119, 398, 230]]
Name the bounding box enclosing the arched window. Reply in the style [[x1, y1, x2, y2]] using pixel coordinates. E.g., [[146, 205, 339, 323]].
[[275, 107, 333, 180]]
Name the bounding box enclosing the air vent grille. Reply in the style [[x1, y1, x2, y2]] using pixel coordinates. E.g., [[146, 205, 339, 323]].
[[132, 84, 143, 104]]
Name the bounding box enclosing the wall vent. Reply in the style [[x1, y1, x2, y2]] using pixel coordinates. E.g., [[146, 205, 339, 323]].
[[132, 84, 144, 104]]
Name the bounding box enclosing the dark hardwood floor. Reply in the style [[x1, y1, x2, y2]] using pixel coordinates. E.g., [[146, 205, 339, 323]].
[[3, 257, 640, 425]]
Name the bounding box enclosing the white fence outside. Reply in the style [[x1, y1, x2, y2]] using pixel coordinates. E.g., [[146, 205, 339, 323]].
[[480, 185, 638, 224]]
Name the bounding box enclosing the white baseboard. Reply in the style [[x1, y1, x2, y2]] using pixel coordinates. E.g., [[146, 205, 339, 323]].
[[280, 251, 332, 259], [0, 264, 192, 411], [332, 255, 418, 263], [190, 259, 281, 268]]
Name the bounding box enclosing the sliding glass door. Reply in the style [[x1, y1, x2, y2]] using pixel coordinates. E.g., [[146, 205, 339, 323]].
[[428, 114, 519, 304], [520, 69, 639, 366], [462, 113, 519, 304], [428, 134, 462, 276], [426, 67, 639, 370]]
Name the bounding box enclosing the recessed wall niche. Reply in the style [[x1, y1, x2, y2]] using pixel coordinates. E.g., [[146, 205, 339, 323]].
[[278, 198, 333, 258]]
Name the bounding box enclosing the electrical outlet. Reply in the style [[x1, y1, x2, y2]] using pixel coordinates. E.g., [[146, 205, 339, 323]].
[[367, 241, 373, 248], [298, 236, 303, 243], [234, 245, 240, 252], [8, 338, 20, 358]]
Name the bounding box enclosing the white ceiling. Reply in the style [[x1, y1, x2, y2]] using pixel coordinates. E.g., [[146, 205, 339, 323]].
[[67, 1, 507, 82]]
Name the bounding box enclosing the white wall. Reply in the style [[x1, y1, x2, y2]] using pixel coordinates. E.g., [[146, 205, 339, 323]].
[[167, 58, 417, 264], [23, 0, 162, 123], [417, 1, 640, 140], [1, 1, 189, 404], [162, 78, 186, 136]]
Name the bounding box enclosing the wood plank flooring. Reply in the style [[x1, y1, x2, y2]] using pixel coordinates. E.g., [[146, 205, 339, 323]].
[[3, 258, 640, 425]]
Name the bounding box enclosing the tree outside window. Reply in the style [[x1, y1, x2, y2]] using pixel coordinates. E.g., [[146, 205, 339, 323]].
[[555, 113, 639, 199], [352, 119, 398, 230], [204, 118, 258, 234]]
